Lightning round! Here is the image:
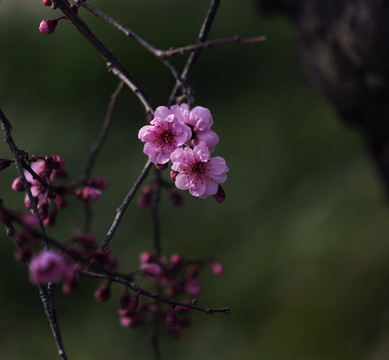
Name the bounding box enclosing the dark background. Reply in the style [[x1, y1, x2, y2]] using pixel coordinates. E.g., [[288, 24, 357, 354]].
[[1, 0, 389, 359]]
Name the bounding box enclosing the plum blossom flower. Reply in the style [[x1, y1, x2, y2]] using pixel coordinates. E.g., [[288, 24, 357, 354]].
[[29, 250, 70, 284], [170, 103, 219, 152], [170, 142, 229, 198], [138, 106, 192, 164]]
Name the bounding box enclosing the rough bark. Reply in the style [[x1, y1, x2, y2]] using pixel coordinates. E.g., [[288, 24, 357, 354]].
[[259, 0, 389, 194]]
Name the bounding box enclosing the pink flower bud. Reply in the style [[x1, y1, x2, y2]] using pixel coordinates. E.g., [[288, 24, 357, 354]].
[[169, 191, 183, 207], [213, 185, 226, 203], [11, 178, 24, 191], [55, 195, 67, 209], [210, 262, 224, 276], [165, 311, 178, 327], [141, 263, 162, 280], [93, 249, 118, 269], [0, 158, 11, 170], [185, 278, 202, 296], [87, 177, 108, 190], [75, 186, 102, 203], [43, 0, 52, 5], [127, 295, 140, 312], [71, 233, 98, 249], [14, 247, 31, 263], [155, 163, 168, 171], [21, 213, 39, 228], [170, 253, 182, 266], [139, 251, 153, 264], [119, 290, 130, 310], [39, 19, 58, 35], [170, 170, 178, 181], [94, 283, 111, 302], [29, 250, 69, 284]]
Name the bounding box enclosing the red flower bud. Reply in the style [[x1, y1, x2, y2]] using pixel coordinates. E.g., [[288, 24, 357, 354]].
[[39, 19, 58, 35]]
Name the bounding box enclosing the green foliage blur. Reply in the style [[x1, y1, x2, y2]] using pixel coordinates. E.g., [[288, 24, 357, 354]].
[[1, 1, 389, 359]]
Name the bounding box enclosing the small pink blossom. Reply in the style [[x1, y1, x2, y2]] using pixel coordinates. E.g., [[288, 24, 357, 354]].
[[210, 262, 225, 276], [170, 103, 219, 152], [138, 106, 192, 164], [29, 250, 69, 284], [170, 142, 229, 198]]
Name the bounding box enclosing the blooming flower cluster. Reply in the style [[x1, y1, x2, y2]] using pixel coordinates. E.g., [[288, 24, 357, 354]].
[[138, 104, 229, 201]]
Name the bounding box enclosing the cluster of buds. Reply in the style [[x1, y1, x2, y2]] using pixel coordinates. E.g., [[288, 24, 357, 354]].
[[11, 155, 68, 227], [113, 251, 225, 339], [138, 104, 228, 202]]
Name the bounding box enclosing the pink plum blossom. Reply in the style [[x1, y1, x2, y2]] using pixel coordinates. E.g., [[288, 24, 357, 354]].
[[170, 142, 229, 198], [29, 250, 69, 284], [138, 106, 192, 164], [170, 103, 219, 152]]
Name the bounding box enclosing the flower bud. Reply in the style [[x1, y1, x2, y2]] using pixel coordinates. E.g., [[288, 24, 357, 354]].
[[185, 278, 201, 296], [169, 190, 183, 207], [165, 311, 177, 327], [55, 195, 67, 209], [43, 0, 52, 5], [170, 170, 178, 181], [75, 186, 102, 203], [119, 290, 130, 310], [0, 158, 11, 171], [141, 263, 162, 280], [94, 282, 111, 302], [155, 163, 168, 171], [213, 185, 226, 203], [210, 262, 224, 276], [39, 19, 58, 35], [14, 247, 31, 263], [11, 178, 24, 191], [87, 177, 108, 190]]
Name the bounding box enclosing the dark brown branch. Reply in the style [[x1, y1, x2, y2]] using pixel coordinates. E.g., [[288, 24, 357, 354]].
[[51, 0, 154, 114], [0, 109, 48, 249], [168, 0, 222, 106], [82, 270, 230, 314], [164, 35, 267, 57]]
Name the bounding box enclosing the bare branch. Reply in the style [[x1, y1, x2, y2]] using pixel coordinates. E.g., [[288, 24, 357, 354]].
[[164, 35, 267, 57], [51, 0, 154, 114]]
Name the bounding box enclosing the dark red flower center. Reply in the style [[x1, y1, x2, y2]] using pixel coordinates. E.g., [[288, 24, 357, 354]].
[[192, 162, 205, 174], [162, 131, 174, 144]]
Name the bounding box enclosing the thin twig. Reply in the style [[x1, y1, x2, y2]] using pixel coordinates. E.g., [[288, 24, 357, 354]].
[[82, 270, 230, 314], [164, 35, 267, 57], [95, 159, 153, 252], [81, 81, 125, 181], [75, 0, 191, 103], [0, 109, 48, 249], [168, 0, 222, 106], [51, 0, 154, 115]]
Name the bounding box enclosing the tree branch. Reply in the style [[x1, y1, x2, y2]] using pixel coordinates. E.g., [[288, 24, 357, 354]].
[[51, 0, 154, 114]]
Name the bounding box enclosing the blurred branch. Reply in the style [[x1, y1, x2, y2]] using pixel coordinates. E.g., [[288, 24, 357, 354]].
[[80, 81, 125, 181], [168, 0, 221, 106], [163, 35, 267, 57], [75, 0, 191, 101], [51, 0, 154, 115]]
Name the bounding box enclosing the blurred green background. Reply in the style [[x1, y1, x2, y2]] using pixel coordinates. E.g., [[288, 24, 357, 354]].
[[1, 0, 389, 359]]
